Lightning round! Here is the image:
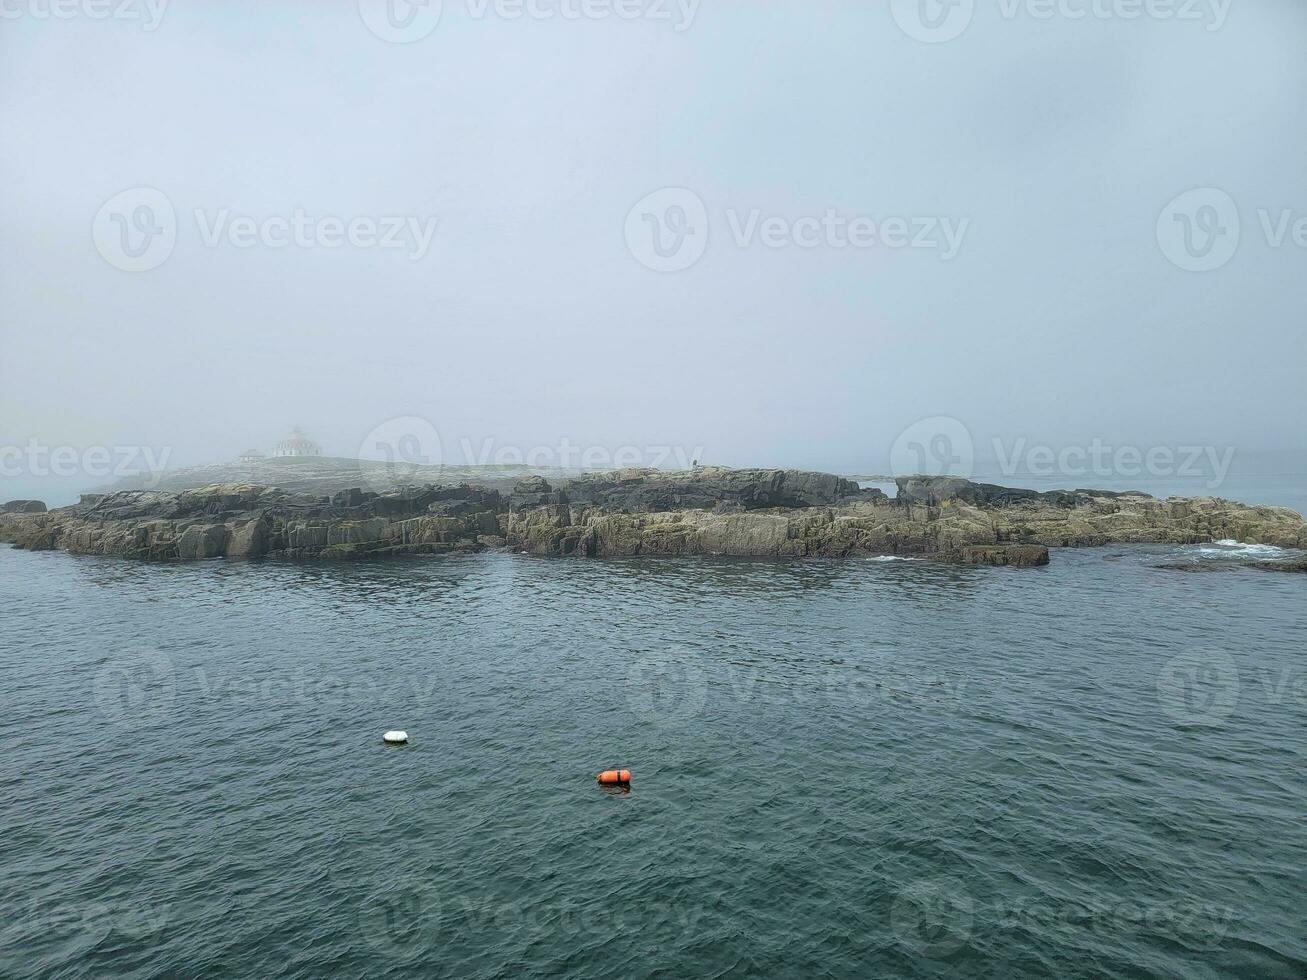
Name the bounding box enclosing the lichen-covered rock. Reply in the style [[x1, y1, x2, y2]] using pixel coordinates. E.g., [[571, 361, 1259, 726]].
[[697, 513, 791, 556], [954, 544, 1050, 567], [2, 499, 47, 514], [513, 475, 552, 495], [176, 524, 229, 560], [326, 518, 390, 547], [227, 516, 270, 558]]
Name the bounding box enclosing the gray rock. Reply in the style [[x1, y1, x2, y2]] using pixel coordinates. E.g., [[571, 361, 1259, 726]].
[[176, 524, 229, 560], [331, 488, 376, 508], [895, 476, 1151, 508], [5, 470, 1303, 569], [954, 544, 1050, 567], [286, 522, 329, 550], [227, 517, 270, 558], [428, 499, 477, 516], [1250, 560, 1307, 573], [326, 519, 389, 546], [513, 475, 552, 494], [560, 467, 872, 513], [1, 500, 46, 513]]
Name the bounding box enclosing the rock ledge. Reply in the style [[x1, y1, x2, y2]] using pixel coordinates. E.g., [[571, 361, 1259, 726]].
[[3, 469, 1303, 568]]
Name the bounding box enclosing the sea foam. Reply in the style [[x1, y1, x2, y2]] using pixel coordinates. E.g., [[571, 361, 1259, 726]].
[[1196, 539, 1287, 558]]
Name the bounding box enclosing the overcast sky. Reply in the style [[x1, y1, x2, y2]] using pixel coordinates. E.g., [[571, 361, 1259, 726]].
[[2, 0, 1305, 503]]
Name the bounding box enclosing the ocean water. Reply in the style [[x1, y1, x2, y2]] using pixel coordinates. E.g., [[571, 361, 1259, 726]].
[[2, 542, 1305, 979]]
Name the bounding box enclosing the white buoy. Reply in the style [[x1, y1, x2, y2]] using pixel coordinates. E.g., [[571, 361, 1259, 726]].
[[383, 730, 408, 745]]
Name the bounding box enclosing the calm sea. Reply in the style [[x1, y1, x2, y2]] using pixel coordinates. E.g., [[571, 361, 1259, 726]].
[[1, 536, 1305, 978]]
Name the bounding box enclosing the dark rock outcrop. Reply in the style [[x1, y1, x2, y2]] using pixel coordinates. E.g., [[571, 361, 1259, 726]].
[[513, 475, 552, 495], [1, 500, 46, 513], [1, 482, 506, 561], [1250, 560, 1307, 573], [894, 476, 1150, 509], [177, 523, 230, 560], [561, 467, 873, 513], [2, 470, 1303, 568], [1151, 562, 1231, 573], [953, 544, 1050, 567]]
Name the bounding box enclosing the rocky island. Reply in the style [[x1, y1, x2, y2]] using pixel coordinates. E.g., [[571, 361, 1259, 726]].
[[3, 467, 1305, 568]]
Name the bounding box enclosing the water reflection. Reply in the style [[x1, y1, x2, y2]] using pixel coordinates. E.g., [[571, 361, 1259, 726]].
[[54, 545, 1005, 612]]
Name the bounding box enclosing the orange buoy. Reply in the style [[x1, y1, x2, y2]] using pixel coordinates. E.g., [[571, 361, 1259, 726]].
[[596, 769, 631, 785]]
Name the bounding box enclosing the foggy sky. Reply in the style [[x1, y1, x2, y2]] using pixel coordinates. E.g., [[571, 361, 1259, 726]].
[[3, 0, 1306, 504]]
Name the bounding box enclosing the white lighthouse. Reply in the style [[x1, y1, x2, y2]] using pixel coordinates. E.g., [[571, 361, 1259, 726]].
[[273, 427, 322, 458]]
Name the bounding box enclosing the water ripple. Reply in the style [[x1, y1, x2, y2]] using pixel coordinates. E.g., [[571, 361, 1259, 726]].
[[0, 545, 1304, 978]]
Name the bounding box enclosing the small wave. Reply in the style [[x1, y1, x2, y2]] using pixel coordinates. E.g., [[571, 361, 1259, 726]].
[[865, 555, 921, 562], [1196, 540, 1286, 558]]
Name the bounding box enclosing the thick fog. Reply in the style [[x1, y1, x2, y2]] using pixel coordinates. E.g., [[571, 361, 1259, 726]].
[[3, 0, 1305, 505]]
